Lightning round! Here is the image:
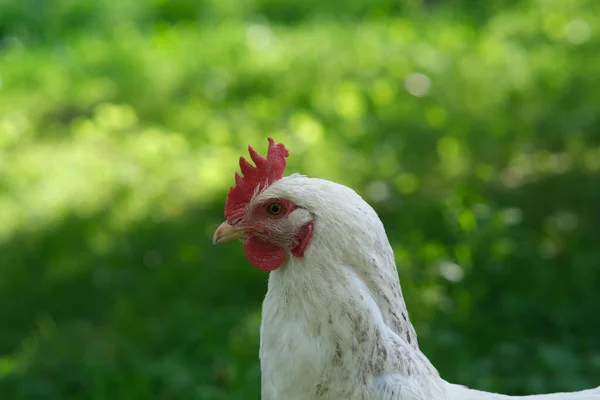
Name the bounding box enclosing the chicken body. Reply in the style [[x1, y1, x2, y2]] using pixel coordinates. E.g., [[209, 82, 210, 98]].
[[213, 139, 599, 400], [253, 175, 599, 400]]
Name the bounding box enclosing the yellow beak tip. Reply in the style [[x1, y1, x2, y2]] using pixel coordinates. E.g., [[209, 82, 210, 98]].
[[212, 221, 249, 244]]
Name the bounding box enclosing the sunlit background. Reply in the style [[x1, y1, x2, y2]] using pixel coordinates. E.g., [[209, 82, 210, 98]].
[[1, 0, 599, 398]]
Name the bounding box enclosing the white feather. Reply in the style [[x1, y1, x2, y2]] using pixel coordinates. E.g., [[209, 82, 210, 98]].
[[254, 174, 599, 400]]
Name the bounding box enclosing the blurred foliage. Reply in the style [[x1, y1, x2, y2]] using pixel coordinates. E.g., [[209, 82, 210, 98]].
[[1, 0, 599, 398]]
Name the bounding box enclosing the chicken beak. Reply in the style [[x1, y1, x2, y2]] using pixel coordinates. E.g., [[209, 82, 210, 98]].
[[212, 221, 250, 244]]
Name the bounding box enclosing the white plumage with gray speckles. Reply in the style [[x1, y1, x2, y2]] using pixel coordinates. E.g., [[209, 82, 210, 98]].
[[253, 175, 599, 400], [213, 140, 599, 400]]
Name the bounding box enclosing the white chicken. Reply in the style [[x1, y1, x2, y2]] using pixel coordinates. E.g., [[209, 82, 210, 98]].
[[213, 138, 600, 400]]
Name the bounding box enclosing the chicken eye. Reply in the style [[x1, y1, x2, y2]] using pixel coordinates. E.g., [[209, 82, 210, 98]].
[[266, 202, 284, 216]]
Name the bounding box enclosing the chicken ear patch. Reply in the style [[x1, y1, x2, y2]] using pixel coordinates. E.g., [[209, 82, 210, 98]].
[[290, 221, 313, 258], [225, 138, 289, 221]]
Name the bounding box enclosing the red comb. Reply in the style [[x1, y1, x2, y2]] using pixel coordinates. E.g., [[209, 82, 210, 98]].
[[225, 138, 289, 221]]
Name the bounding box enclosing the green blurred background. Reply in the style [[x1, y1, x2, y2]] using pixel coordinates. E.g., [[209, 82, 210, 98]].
[[1, 0, 599, 398]]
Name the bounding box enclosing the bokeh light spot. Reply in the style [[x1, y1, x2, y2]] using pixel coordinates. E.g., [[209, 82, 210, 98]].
[[405, 73, 431, 97]]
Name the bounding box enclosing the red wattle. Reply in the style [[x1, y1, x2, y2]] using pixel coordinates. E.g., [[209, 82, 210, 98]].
[[243, 236, 286, 271]]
